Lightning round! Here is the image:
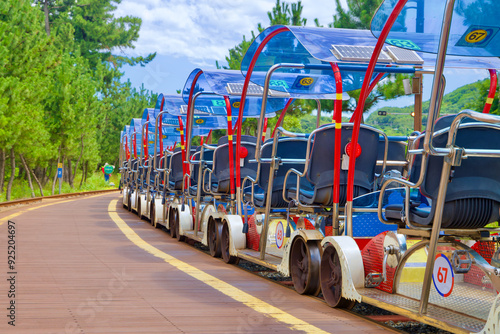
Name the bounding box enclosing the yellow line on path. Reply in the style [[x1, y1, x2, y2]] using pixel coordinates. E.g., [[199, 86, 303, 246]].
[[108, 199, 330, 334], [0, 193, 116, 226]]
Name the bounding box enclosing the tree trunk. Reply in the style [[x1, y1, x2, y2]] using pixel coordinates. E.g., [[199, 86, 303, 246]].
[[67, 158, 73, 188], [43, 0, 50, 36], [6, 148, 15, 201], [79, 160, 85, 188], [19, 154, 35, 198], [72, 136, 84, 186], [21, 154, 44, 197], [18, 162, 25, 180], [46, 164, 52, 187], [40, 167, 47, 187], [84, 161, 89, 183], [0, 149, 5, 193], [62, 155, 68, 182]]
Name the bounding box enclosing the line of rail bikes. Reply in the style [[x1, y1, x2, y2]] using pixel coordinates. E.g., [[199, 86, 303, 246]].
[[119, 1, 500, 333]]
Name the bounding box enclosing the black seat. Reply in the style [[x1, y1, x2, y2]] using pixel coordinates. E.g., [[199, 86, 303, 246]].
[[211, 136, 258, 194], [386, 118, 500, 229], [189, 145, 215, 196], [375, 137, 407, 175], [129, 159, 139, 188], [247, 137, 310, 208], [169, 147, 196, 190], [288, 124, 379, 206]]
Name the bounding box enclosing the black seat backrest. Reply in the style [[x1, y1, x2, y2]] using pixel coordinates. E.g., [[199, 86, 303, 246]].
[[218, 135, 257, 145], [375, 137, 407, 175], [409, 114, 478, 184], [307, 124, 379, 201], [258, 137, 308, 191], [169, 147, 196, 184], [191, 145, 215, 184], [213, 136, 258, 193], [421, 122, 500, 228]]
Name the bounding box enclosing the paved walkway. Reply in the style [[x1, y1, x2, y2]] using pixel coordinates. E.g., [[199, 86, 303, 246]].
[[0, 193, 393, 334]]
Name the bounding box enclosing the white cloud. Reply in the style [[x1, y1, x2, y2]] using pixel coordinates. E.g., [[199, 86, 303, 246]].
[[113, 0, 342, 64]]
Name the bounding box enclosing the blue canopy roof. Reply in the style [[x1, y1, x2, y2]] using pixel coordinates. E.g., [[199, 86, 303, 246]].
[[242, 25, 500, 92], [181, 69, 281, 117], [129, 118, 143, 157], [162, 94, 240, 127], [372, 0, 500, 58], [121, 125, 130, 142]]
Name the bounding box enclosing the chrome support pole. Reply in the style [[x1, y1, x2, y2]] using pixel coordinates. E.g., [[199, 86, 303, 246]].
[[419, 0, 457, 315], [258, 127, 282, 260]]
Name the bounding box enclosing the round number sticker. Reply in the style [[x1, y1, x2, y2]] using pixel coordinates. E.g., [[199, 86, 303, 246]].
[[465, 29, 488, 43], [232, 101, 240, 108], [299, 77, 314, 86], [275, 222, 284, 249], [195, 119, 205, 124], [432, 254, 454, 297]]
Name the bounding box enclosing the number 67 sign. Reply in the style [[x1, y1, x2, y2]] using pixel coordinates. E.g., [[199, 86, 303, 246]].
[[432, 254, 455, 297]]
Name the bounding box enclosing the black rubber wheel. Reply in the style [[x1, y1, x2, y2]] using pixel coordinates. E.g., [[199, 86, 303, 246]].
[[175, 208, 185, 242], [290, 237, 321, 295], [127, 193, 132, 212], [169, 207, 176, 238], [208, 218, 221, 258], [150, 201, 157, 227], [137, 196, 142, 218], [320, 243, 356, 309], [221, 223, 239, 264]]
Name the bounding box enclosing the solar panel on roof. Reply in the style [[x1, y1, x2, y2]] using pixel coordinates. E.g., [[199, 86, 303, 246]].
[[331, 45, 392, 63], [162, 118, 178, 126], [227, 83, 264, 96], [385, 46, 424, 65], [226, 83, 290, 97], [180, 105, 212, 114]]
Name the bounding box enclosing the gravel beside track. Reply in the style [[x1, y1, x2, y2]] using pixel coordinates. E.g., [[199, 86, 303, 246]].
[[192, 240, 453, 334]]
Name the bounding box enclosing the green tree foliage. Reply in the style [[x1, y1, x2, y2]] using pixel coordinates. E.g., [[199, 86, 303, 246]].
[[218, 1, 314, 137], [465, 77, 499, 115], [333, 0, 383, 29], [0, 0, 155, 200], [327, 0, 410, 116], [0, 0, 57, 199], [220, 0, 308, 71], [366, 80, 485, 136]]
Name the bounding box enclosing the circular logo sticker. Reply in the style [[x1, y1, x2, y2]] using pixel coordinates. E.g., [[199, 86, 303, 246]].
[[299, 77, 314, 86], [232, 101, 240, 108], [432, 254, 454, 297], [465, 29, 488, 43], [275, 222, 284, 249], [195, 119, 205, 124]]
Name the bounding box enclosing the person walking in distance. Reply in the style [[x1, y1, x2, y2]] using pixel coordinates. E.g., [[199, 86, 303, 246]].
[[103, 163, 114, 182]]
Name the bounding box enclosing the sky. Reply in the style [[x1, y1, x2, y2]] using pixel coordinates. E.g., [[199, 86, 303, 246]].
[[114, 0, 345, 94], [114, 0, 492, 114]]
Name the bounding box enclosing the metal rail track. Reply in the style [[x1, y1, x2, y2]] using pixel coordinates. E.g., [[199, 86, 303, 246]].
[[0, 188, 119, 209]]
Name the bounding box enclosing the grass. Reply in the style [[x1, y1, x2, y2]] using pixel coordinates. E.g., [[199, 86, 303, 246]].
[[0, 172, 118, 202]]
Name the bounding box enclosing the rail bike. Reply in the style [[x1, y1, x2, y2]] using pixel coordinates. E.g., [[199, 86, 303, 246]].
[[117, 0, 500, 331], [313, 0, 500, 332]]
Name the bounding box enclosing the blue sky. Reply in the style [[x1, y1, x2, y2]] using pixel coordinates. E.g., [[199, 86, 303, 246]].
[[114, 0, 492, 114], [114, 0, 344, 94]]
